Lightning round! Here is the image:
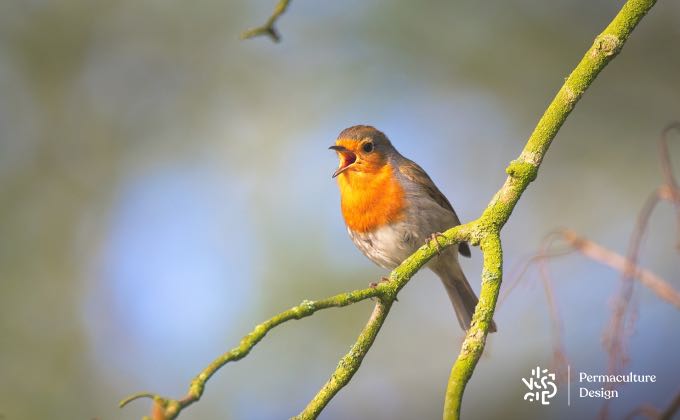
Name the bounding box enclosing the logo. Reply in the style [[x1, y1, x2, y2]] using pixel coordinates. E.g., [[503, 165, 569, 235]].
[[522, 366, 557, 405]]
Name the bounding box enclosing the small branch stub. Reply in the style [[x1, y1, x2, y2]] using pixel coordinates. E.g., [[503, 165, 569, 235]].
[[240, 0, 292, 42]]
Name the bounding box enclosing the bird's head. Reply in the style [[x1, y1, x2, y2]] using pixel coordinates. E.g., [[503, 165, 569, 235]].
[[329, 125, 394, 178]]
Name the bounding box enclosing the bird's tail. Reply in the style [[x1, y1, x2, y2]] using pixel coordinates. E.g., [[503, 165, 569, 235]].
[[433, 258, 497, 333]]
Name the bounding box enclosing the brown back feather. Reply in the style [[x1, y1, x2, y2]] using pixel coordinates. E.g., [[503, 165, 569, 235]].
[[398, 160, 472, 258]]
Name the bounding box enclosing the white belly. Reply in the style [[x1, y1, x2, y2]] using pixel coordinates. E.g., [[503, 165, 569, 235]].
[[347, 200, 461, 270], [347, 221, 423, 270]]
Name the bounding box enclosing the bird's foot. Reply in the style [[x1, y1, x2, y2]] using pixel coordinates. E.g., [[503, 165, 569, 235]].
[[429, 232, 447, 255], [369, 277, 390, 288], [369, 277, 397, 301]]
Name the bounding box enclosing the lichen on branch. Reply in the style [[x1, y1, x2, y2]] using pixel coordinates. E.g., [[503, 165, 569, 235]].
[[443, 1, 657, 418]]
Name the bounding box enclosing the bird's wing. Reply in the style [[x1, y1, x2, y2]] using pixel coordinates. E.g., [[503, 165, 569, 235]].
[[398, 160, 472, 258]]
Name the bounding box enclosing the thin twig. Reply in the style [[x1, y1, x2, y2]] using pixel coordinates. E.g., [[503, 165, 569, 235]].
[[603, 190, 660, 381], [537, 235, 569, 382], [659, 388, 680, 420], [503, 227, 680, 391], [623, 404, 659, 420], [498, 232, 575, 307], [659, 122, 680, 250], [505, 227, 679, 418], [240, 0, 292, 42], [559, 229, 680, 309], [624, 388, 680, 420], [119, 286, 383, 417], [599, 123, 680, 419]]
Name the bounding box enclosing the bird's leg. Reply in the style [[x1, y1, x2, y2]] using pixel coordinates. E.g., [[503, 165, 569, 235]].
[[429, 232, 447, 255]]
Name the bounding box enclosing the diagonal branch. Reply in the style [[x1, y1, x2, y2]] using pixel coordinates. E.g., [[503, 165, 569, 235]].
[[292, 225, 473, 418], [119, 285, 383, 417], [443, 0, 658, 418], [293, 298, 393, 419], [122, 226, 471, 419]]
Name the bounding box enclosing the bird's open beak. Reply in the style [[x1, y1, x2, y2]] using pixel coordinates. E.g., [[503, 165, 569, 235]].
[[329, 145, 357, 178]]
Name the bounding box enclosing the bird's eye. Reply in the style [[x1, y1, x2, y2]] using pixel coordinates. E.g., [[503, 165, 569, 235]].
[[362, 142, 374, 153]]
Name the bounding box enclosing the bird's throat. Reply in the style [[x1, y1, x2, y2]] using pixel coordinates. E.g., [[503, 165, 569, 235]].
[[338, 163, 406, 233]]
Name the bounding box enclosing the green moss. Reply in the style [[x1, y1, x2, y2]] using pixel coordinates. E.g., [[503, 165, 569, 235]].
[[505, 160, 538, 183], [443, 1, 656, 418]]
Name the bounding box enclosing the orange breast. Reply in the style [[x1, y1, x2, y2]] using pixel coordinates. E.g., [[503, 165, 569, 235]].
[[338, 163, 406, 233]]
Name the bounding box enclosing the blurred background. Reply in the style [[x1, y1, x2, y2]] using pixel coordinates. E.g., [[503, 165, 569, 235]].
[[1, 0, 678, 419]]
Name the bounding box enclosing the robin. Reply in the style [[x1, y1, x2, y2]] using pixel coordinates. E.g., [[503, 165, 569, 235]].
[[330, 125, 497, 332]]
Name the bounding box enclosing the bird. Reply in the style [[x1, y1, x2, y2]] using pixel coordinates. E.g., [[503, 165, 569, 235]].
[[329, 125, 496, 332]]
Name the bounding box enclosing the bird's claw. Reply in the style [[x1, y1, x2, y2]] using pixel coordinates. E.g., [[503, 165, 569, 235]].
[[369, 277, 390, 288], [429, 232, 446, 255], [369, 277, 397, 301]]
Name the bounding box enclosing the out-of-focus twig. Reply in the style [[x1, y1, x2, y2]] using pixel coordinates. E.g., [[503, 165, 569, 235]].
[[240, 0, 292, 42], [498, 233, 574, 380], [537, 234, 569, 381], [623, 404, 659, 420], [503, 228, 680, 391], [624, 388, 680, 420], [659, 122, 680, 250], [659, 389, 680, 420], [499, 233, 574, 307], [559, 229, 680, 309], [603, 189, 661, 381], [600, 123, 680, 419]]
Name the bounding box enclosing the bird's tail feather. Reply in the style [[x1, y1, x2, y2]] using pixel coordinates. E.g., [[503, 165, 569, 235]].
[[435, 260, 497, 333]]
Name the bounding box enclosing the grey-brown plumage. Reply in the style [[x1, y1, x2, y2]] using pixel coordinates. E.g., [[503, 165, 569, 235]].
[[332, 125, 496, 332]]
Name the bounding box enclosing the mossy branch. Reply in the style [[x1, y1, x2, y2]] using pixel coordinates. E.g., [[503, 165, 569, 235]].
[[118, 285, 383, 417], [119, 226, 473, 419], [121, 0, 658, 418], [443, 0, 657, 418], [293, 299, 393, 419]]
